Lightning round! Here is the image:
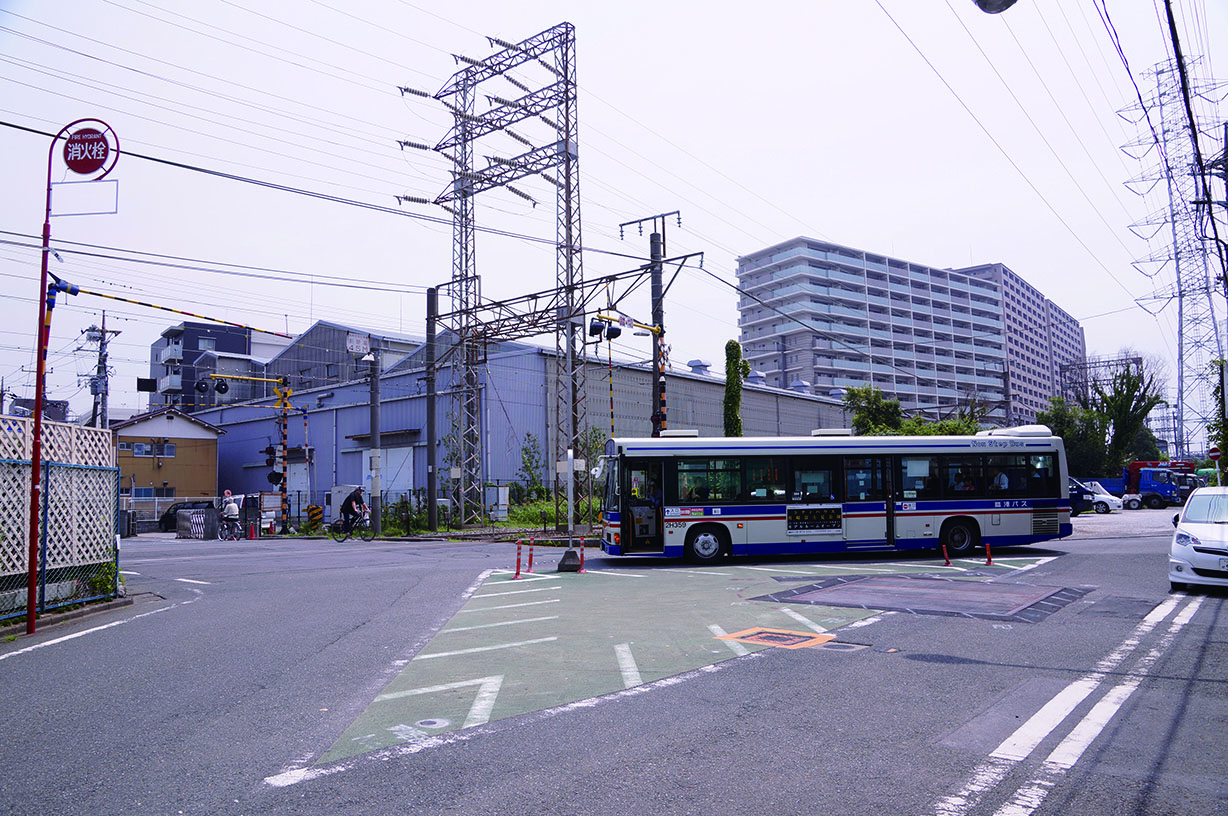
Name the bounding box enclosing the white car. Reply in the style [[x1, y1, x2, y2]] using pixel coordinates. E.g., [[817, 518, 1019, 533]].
[[1084, 481, 1123, 514], [1169, 486, 1228, 592]]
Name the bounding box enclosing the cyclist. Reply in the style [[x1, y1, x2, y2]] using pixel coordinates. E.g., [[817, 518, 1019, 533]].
[[220, 491, 241, 539], [340, 485, 368, 534]]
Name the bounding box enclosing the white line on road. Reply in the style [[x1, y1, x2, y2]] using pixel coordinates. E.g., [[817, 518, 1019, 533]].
[[736, 566, 814, 574], [0, 604, 176, 662], [444, 616, 559, 633], [373, 675, 504, 730], [934, 594, 1188, 816], [778, 607, 828, 633], [473, 586, 558, 598], [991, 594, 1182, 762], [120, 570, 140, 576], [615, 643, 643, 688], [173, 578, 211, 585], [670, 569, 733, 576], [457, 599, 560, 613], [579, 569, 647, 577], [842, 613, 890, 630], [708, 624, 750, 656], [416, 636, 557, 660]]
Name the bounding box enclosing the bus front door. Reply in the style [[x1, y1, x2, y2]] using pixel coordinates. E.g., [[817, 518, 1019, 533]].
[[624, 461, 664, 553], [842, 456, 894, 549]]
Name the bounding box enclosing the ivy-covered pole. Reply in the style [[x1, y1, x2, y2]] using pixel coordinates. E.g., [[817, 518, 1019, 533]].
[[723, 340, 751, 437]]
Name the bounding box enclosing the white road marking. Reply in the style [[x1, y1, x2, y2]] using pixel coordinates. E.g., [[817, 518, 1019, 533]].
[[473, 586, 558, 598], [579, 569, 647, 577], [0, 604, 176, 662], [457, 599, 560, 613], [615, 643, 643, 688], [416, 636, 557, 660], [1003, 556, 1058, 575], [670, 569, 733, 576], [120, 570, 140, 576], [735, 566, 808, 574], [708, 624, 750, 656], [991, 594, 1181, 762], [842, 613, 889, 630], [444, 616, 559, 633], [173, 578, 211, 585], [373, 675, 504, 729], [935, 594, 1188, 816], [778, 607, 828, 633]]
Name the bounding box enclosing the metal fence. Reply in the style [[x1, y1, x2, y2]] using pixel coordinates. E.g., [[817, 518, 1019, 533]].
[[1, 417, 120, 623]]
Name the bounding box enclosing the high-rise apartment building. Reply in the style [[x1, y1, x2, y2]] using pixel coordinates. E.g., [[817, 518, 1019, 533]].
[[736, 238, 1085, 426]]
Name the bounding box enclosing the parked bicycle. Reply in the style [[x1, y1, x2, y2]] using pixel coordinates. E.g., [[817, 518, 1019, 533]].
[[327, 511, 375, 543], [217, 518, 245, 541]]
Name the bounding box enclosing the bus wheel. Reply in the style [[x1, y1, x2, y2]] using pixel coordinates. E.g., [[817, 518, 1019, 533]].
[[686, 526, 726, 565], [941, 519, 978, 556]]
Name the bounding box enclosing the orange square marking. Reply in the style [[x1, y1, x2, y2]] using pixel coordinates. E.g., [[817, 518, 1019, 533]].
[[715, 627, 836, 649]]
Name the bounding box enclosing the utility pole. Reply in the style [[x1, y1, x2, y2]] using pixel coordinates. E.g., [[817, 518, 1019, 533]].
[[86, 311, 120, 429], [367, 341, 382, 537], [426, 288, 438, 532], [620, 211, 680, 437]]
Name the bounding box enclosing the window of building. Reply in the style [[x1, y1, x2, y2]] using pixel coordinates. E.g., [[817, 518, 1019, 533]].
[[132, 442, 153, 457], [117, 442, 132, 451], [198, 337, 217, 352], [155, 443, 176, 457]]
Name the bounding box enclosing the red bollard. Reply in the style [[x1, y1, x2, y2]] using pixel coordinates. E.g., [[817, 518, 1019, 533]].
[[248, 523, 256, 540], [941, 544, 951, 567], [513, 539, 523, 579], [526, 537, 535, 573], [984, 540, 994, 566], [578, 537, 586, 573]]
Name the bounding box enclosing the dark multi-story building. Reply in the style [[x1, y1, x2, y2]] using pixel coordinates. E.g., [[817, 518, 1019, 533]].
[[148, 322, 291, 412]]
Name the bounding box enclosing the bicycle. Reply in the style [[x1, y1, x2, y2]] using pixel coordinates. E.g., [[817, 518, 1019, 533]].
[[217, 518, 244, 541], [327, 512, 375, 543]]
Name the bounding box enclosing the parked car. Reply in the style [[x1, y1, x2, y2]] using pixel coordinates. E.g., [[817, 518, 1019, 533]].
[[1169, 486, 1228, 592], [1084, 481, 1124, 514], [158, 500, 215, 532], [1068, 478, 1096, 516]]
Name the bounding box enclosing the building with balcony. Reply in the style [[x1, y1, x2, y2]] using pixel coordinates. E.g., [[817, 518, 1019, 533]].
[[148, 322, 293, 413], [736, 238, 1085, 425]]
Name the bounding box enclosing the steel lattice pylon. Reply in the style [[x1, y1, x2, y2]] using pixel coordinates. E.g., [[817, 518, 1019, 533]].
[[432, 23, 585, 524], [1122, 59, 1224, 457]]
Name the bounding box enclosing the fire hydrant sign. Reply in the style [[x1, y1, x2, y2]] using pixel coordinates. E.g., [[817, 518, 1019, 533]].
[[64, 128, 109, 175]]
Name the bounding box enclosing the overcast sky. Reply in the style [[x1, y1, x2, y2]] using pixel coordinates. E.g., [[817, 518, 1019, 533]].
[[0, 0, 1224, 429]]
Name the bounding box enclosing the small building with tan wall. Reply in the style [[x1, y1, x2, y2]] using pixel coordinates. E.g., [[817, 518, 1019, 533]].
[[111, 408, 225, 510]]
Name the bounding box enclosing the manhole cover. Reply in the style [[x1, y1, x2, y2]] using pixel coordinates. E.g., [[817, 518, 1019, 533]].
[[714, 627, 836, 649], [755, 575, 1091, 623]]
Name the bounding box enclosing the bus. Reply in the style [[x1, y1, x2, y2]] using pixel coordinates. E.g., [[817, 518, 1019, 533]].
[[597, 425, 1071, 564]]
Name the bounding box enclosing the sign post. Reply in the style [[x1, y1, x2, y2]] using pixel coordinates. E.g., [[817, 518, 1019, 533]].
[[1210, 446, 1221, 486], [27, 120, 118, 635]]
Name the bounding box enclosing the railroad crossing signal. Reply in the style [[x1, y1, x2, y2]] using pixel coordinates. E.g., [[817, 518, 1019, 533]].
[[273, 386, 293, 411]]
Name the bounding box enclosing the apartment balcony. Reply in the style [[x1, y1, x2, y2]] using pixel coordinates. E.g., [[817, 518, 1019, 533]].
[[159, 345, 183, 364], [158, 373, 183, 393]]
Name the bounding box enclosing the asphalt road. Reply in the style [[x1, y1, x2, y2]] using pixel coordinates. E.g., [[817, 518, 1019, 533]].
[[1, 509, 1223, 816]]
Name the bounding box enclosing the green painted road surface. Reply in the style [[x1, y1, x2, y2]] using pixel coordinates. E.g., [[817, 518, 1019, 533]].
[[320, 552, 1050, 764]]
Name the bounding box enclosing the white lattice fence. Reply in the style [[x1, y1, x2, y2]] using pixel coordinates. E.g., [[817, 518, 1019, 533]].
[[1, 418, 118, 619]]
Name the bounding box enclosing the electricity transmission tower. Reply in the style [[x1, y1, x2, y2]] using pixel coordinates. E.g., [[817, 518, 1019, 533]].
[[420, 23, 586, 524], [1122, 58, 1224, 457]]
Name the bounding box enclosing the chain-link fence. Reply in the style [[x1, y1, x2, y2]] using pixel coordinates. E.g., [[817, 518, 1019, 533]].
[[1, 418, 120, 623]]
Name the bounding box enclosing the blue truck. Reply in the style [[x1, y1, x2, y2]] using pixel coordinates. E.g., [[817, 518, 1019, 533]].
[[1096, 461, 1199, 509]]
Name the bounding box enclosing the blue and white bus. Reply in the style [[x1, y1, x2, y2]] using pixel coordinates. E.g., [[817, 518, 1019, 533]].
[[597, 425, 1072, 564]]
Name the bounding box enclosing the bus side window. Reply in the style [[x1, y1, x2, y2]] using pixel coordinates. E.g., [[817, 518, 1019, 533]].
[[791, 456, 837, 503], [844, 456, 885, 501]]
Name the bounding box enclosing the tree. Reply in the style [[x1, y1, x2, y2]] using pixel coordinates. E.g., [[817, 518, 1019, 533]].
[[1208, 359, 1227, 455], [516, 432, 547, 501], [722, 340, 751, 437], [842, 385, 903, 435], [1037, 397, 1108, 477], [1094, 366, 1166, 471]]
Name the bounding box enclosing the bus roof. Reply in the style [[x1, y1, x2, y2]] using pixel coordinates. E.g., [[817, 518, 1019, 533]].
[[608, 426, 1062, 457]]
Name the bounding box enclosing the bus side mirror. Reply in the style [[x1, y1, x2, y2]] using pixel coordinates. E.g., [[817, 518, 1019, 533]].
[[1172, 513, 1179, 527]]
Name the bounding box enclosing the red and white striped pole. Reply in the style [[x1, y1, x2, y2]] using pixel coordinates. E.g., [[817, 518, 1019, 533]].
[[513, 539, 523, 579], [984, 540, 994, 566], [578, 537, 586, 573], [526, 537, 535, 573], [941, 544, 951, 567]]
